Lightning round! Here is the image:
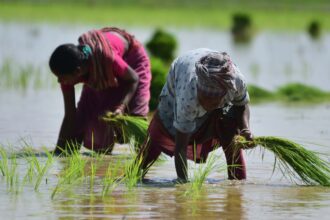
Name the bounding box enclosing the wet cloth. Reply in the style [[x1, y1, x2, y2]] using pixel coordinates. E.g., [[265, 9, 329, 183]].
[[158, 48, 249, 137], [78, 27, 139, 90], [195, 51, 237, 96], [71, 31, 151, 150]]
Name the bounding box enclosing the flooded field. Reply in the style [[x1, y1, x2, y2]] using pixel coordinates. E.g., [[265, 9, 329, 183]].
[[0, 22, 330, 219]]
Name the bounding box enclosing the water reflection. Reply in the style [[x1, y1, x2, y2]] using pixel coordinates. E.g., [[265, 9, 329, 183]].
[[51, 179, 248, 219]]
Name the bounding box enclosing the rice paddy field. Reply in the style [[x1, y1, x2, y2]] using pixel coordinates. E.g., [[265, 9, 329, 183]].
[[1, 1, 330, 219]]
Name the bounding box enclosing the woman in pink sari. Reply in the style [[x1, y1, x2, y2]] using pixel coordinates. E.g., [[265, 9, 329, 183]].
[[49, 27, 151, 154]]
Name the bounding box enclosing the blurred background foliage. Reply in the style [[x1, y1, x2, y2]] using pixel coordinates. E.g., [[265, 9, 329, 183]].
[[1, 0, 330, 30], [2, 0, 330, 9], [1, 0, 330, 109]]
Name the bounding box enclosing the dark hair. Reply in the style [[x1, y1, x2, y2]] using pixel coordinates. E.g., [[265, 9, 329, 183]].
[[49, 44, 84, 76]]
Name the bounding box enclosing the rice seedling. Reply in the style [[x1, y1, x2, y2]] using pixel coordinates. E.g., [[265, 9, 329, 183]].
[[22, 158, 36, 184], [20, 149, 41, 187], [123, 138, 144, 189], [87, 151, 108, 195], [102, 113, 149, 151], [0, 146, 9, 177], [7, 155, 19, 191], [184, 150, 226, 197], [89, 158, 96, 194], [231, 135, 330, 186], [0, 147, 20, 193], [101, 156, 125, 197], [51, 150, 87, 199], [34, 149, 54, 191]]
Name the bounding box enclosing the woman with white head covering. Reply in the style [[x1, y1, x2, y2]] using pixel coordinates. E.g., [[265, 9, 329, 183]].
[[138, 48, 253, 182]]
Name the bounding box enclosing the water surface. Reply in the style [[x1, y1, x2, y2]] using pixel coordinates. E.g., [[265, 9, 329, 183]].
[[0, 22, 330, 219]]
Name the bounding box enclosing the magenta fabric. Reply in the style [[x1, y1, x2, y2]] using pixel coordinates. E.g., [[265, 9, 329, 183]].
[[60, 32, 129, 91], [73, 34, 151, 150]]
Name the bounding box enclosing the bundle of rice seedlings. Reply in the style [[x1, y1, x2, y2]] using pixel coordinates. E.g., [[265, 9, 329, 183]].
[[232, 135, 330, 186], [102, 112, 149, 151]]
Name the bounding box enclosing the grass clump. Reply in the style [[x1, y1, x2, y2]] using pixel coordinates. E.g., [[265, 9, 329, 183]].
[[51, 151, 88, 199], [276, 83, 330, 103], [23, 148, 54, 191], [146, 29, 177, 63], [0, 146, 20, 192], [232, 135, 330, 186], [149, 56, 169, 110], [248, 83, 330, 104], [248, 84, 275, 104]]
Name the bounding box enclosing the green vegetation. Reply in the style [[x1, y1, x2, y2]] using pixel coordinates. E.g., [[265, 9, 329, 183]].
[[185, 152, 225, 197], [146, 29, 178, 63], [249, 83, 330, 104], [102, 113, 149, 151], [232, 135, 330, 186], [149, 57, 169, 110], [123, 144, 144, 189], [308, 20, 322, 39], [231, 13, 254, 43], [276, 83, 330, 103], [1, 1, 330, 30], [248, 84, 276, 104], [146, 29, 176, 110], [0, 145, 54, 193], [0, 59, 57, 90], [101, 156, 123, 197]]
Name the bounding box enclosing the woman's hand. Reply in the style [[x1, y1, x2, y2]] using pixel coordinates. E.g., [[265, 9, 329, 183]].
[[113, 103, 126, 116], [240, 128, 253, 141], [240, 128, 256, 148]]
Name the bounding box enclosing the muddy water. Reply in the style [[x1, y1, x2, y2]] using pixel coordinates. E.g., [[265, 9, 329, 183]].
[[1, 22, 330, 219], [0, 90, 330, 219]]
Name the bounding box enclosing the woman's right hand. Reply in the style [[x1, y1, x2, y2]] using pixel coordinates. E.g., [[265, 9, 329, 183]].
[[113, 103, 126, 116]]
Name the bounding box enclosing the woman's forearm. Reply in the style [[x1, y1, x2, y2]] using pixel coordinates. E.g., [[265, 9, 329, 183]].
[[121, 80, 138, 108], [117, 67, 139, 111], [234, 104, 250, 130], [55, 87, 81, 154], [55, 115, 81, 153]]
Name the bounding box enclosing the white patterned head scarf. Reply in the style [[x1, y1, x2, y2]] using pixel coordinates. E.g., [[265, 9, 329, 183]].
[[195, 52, 237, 97]]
